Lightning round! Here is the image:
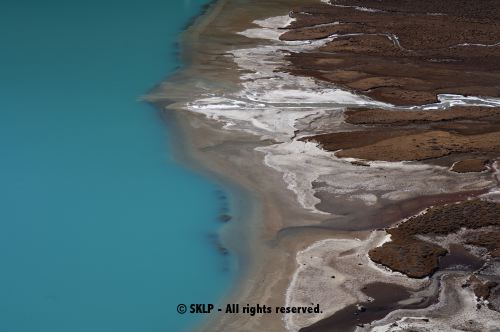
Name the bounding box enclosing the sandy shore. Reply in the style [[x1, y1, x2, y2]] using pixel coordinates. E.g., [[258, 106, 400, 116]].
[[154, 87, 336, 332], [149, 2, 334, 330], [147, 0, 500, 331]]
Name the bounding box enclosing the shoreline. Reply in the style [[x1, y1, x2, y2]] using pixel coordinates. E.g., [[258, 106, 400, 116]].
[[149, 3, 264, 329], [148, 1, 285, 330], [148, 0, 500, 331], [158, 109, 261, 330], [148, 2, 335, 330], [152, 94, 332, 331]]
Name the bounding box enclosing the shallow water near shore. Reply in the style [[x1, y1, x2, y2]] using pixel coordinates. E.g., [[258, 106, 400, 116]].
[[0, 1, 234, 331]]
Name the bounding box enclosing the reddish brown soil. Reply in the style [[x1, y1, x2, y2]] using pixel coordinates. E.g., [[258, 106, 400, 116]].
[[335, 130, 500, 162], [393, 200, 500, 236], [303, 106, 500, 163], [465, 230, 500, 258], [282, 1, 500, 106], [466, 275, 498, 300], [285, 2, 500, 164], [370, 237, 447, 278], [369, 200, 500, 278], [302, 128, 422, 151], [344, 107, 500, 126], [451, 159, 489, 173], [281, 0, 500, 327], [302, 129, 500, 162]]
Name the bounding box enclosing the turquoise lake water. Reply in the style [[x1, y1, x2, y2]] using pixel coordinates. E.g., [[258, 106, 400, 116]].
[[0, 0, 234, 331]]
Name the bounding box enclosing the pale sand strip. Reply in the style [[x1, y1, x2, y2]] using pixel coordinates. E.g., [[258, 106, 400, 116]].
[[148, 1, 337, 330]]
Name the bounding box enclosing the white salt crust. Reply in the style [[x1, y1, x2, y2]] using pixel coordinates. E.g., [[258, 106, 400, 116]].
[[186, 13, 497, 212], [362, 274, 500, 332], [284, 232, 427, 331]]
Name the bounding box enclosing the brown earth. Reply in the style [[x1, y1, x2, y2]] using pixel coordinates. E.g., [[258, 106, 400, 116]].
[[302, 128, 422, 151], [369, 237, 446, 278], [451, 159, 489, 173], [282, 1, 500, 106], [369, 200, 500, 278], [280, 23, 374, 41], [465, 230, 500, 258], [344, 107, 500, 126], [306, 128, 500, 162], [335, 130, 500, 162], [465, 275, 498, 300], [392, 200, 500, 235], [302, 106, 500, 163], [279, 0, 500, 328], [285, 2, 500, 164]]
